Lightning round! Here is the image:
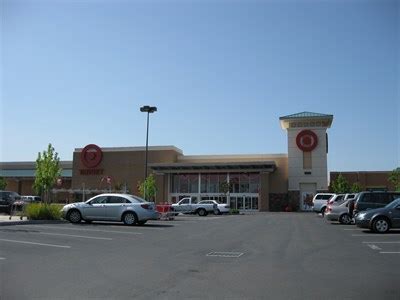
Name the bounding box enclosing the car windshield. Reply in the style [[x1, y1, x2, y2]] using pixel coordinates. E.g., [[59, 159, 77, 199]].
[[385, 198, 400, 209]]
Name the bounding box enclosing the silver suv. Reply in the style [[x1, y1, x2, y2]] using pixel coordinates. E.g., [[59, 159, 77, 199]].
[[312, 193, 335, 215]]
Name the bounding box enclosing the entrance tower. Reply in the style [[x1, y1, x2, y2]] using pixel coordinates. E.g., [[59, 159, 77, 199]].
[[280, 112, 333, 211]]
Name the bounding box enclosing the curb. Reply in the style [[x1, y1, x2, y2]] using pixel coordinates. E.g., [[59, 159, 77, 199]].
[[0, 220, 67, 226]]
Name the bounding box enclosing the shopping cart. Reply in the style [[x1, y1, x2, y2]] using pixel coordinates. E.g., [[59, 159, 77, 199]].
[[156, 203, 175, 221], [9, 200, 27, 220]]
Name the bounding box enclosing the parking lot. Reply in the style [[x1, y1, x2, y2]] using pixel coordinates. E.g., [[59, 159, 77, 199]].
[[1, 213, 399, 299]]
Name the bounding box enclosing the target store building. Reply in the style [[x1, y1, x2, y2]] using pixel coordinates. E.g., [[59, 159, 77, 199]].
[[1, 112, 333, 211]]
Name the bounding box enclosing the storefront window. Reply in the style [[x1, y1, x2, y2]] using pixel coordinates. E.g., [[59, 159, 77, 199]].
[[201, 174, 208, 193], [171, 174, 178, 193], [249, 173, 260, 193], [179, 175, 189, 193], [240, 173, 250, 193], [230, 173, 240, 193], [219, 174, 227, 189], [188, 174, 199, 193], [200, 173, 227, 193], [208, 174, 218, 193], [170, 174, 199, 193]]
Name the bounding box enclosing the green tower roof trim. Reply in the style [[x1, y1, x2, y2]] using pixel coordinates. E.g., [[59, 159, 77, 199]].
[[279, 111, 333, 120]]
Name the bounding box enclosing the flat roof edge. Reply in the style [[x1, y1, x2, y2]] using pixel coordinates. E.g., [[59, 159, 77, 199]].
[[178, 154, 288, 160], [73, 145, 183, 154], [0, 161, 73, 168]]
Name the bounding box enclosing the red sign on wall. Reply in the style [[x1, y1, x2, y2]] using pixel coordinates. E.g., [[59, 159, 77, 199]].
[[296, 130, 318, 152], [81, 144, 103, 168]]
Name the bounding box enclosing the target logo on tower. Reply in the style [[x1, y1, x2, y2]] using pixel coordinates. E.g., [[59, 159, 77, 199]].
[[80, 144, 103, 168], [296, 130, 318, 152]]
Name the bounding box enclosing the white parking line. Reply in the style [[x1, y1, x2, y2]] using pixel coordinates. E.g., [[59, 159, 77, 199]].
[[352, 234, 400, 237], [380, 252, 400, 254], [108, 225, 164, 230], [366, 244, 382, 251], [149, 222, 181, 226], [343, 228, 364, 231], [22, 225, 143, 235], [37, 232, 112, 240], [0, 238, 71, 248], [362, 241, 400, 244], [0, 257, 6, 260]]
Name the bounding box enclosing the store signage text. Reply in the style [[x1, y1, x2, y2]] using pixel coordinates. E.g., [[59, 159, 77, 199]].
[[80, 144, 103, 175], [80, 169, 104, 175]]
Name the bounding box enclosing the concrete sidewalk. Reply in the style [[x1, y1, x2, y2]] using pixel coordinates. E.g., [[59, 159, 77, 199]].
[[0, 214, 66, 226]]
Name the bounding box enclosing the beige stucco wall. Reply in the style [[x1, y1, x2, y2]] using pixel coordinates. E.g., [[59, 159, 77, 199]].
[[268, 156, 289, 193]]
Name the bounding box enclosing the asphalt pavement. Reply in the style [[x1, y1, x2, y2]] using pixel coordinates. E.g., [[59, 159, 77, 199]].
[[0, 213, 399, 299]]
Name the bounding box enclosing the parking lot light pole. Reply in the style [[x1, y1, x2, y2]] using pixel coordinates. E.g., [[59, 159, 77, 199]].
[[140, 105, 157, 199]]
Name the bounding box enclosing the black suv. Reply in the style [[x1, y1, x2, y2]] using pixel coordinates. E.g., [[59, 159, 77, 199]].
[[353, 191, 400, 215], [0, 191, 21, 213]]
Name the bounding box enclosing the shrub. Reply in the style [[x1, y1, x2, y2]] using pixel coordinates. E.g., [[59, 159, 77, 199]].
[[230, 209, 240, 215], [25, 203, 63, 220]]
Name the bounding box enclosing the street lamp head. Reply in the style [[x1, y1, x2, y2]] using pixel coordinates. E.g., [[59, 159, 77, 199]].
[[140, 105, 157, 113]]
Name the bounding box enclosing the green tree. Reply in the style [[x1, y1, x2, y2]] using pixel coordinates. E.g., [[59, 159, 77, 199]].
[[388, 167, 400, 191], [0, 177, 7, 190], [219, 180, 232, 194], [351, 182, 362, 193], [137, 174, 158, 202], [33, 144, 62, 203], [331, 174, 350, 194]]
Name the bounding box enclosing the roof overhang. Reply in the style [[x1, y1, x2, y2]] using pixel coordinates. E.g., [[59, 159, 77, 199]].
[[149, 161, 276, 173], [279, 112, 333, 130]]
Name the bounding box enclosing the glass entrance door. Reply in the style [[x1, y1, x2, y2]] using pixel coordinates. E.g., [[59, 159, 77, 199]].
[[229, 195, 258, 210]]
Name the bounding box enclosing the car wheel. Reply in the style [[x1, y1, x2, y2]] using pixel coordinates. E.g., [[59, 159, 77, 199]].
[[67, 210, 82, 223], [320, 207, 326, 217], [122, 212, 137, 225], [197, 208, 207, 216], [372, 217, 390, 233], [214, 209, 221, 215], [137, 220, 147, 226], [339, 213, 351, 225]]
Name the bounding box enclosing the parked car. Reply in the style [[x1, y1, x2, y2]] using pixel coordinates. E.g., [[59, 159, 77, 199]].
[[312, 193, 335, 215], [21, 196, 42, 203], [353, 191, 400, 215], [325, 199, 353, 224], [326, 194, 345, 205], [327, 193, 356, 205], [198, 200, 230, 214], [171, 197, 217, 216], [0, 191, 21, 213], [61, 193, 158, 225], [355, 198, 400, 233]]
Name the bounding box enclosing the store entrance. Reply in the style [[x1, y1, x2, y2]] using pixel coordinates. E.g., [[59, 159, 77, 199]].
[[229, 195, 258, 211]]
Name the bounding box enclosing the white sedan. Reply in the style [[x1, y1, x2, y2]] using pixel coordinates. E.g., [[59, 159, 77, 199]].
[[198, 200, 230, 214]]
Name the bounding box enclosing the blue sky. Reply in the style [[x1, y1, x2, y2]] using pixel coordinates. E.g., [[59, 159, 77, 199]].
[[1, 0, 399, 171]]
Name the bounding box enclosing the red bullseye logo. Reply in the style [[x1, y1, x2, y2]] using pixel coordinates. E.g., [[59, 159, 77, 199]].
[[81, 144, 102, 168], [296, 130, 318, 152]]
